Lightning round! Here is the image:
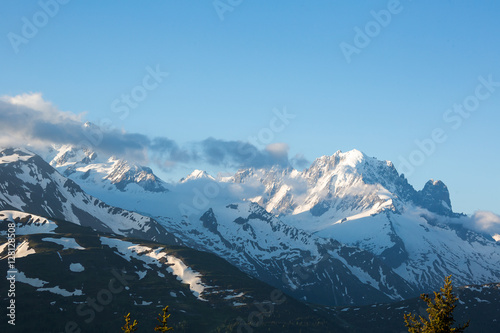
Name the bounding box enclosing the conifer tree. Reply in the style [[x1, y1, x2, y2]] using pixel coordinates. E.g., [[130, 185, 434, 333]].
[[404, 275, 469, 333], [154, 305, 174, 331], [121, 313, 138, 333]]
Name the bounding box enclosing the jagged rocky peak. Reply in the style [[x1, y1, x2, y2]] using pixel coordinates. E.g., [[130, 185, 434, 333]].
[[200, 208, 218, 233], [304, 151, 458, 215], [228, 149, 459, 218], [304, 149, 369, 179], [35, 144, 169, 193], [416, 179, 454, 216], [50, 144, 97, 167], [233, 168, 253, 183], [105, 159, 167, 192], [301, 151, 381, 193], [231, 164, 293, 185]]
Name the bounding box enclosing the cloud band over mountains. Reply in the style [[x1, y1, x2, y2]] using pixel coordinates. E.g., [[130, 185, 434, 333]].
[[0, 93, 303, 170], [2, 93, 500, 239]]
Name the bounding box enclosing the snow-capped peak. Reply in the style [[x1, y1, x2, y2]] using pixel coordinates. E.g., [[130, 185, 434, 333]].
[[217, 149, 456, 218], [333, 149, 366, 167], [83, 121, 99, 130], [180, 170, 215, 183], [33, 144, 169, 193], [49, 144, 97, 168], [306, 149, 369, 179]]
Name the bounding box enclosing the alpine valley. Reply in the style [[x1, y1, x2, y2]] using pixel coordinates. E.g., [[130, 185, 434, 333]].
[[1, 145, 499, 332]]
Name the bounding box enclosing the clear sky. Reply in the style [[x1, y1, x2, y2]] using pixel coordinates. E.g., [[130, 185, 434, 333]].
[[1, 0, 499, 214]]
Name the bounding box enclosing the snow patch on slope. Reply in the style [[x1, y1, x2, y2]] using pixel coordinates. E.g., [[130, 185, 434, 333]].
[[38, 285, 84, 296], [165, 255, 208, 301], [99, 237, 210, 301], [15, 270, 47, 287], [16, 240, 36, 258], [0, 211, 57, 235], [69, 263, 85, 272], [42, 237, 84, 250]]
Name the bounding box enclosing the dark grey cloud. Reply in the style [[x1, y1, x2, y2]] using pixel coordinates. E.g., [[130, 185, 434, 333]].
[[200, 138, 290, 169], [290, 153, 310, 170], [0, 94, 303, 171], [0, 99, 185, 164], [31, 121, 83, 144], [0, 100, 84, 146]]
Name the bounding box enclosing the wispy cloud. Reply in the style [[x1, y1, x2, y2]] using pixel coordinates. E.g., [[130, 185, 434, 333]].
[[0, 93, 85, 148], [466, 210, 500, 240], [0, 93, 154, 163]]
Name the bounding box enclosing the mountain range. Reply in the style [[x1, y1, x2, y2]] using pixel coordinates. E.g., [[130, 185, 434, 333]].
[[1, 144, 499, 331]]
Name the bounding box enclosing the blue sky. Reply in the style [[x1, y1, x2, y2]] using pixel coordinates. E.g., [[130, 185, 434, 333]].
[[1, 0, 499, 214]]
